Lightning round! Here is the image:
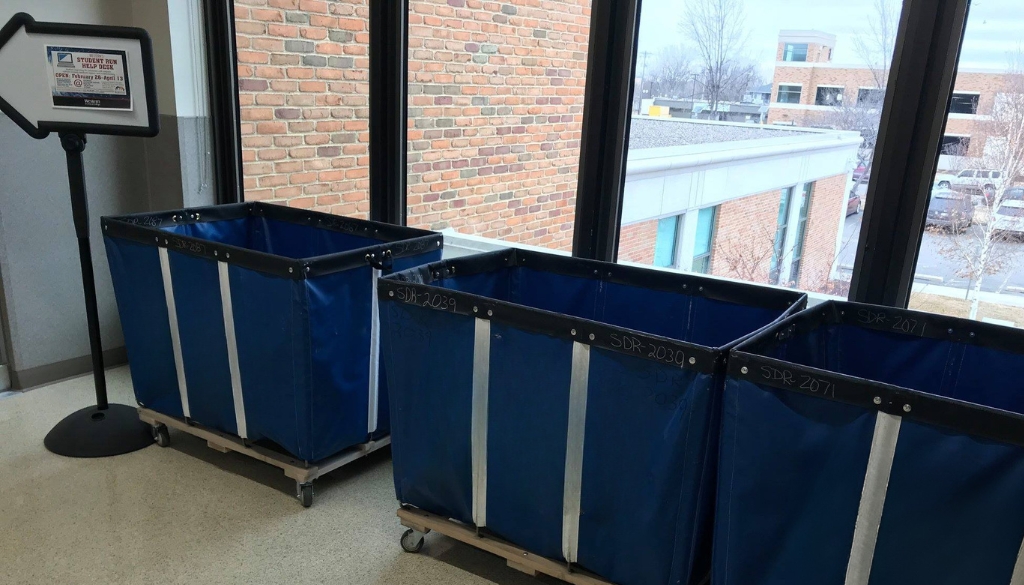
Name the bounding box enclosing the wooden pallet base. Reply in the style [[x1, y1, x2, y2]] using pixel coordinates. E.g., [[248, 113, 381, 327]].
[[397, 507, 612, 585], [138, 407, 389, 485]]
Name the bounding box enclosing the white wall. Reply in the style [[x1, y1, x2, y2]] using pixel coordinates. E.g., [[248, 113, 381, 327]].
[[621, 132, 862, 224]]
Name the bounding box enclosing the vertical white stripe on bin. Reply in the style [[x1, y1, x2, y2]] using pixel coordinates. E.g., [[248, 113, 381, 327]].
[[158, 247, 190, 418], [1009, 537, 1024, 585], [367, 268, 382, 434], [218, 261, 247, 439], [845, 412, 902, 585], [561, 341, 590, 564], [471, 317, 491, 528]]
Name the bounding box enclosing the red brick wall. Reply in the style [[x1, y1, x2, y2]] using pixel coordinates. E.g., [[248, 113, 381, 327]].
[[618, 218, 659, 265], [709, 173, 848, 293], [796, 173, 847, 292], [406, 0, 591, 250], [235, 0, 371, 217], [234, 0, 591, 249], [711, 189, 783, 284]]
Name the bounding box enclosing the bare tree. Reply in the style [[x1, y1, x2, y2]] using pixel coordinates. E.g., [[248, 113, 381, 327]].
[[651, 45, 695, 99], [680, 0, 750, 116], [938, 53, 1024, 320], [852, 0, 900, 88], [714, 224, 778, 284]]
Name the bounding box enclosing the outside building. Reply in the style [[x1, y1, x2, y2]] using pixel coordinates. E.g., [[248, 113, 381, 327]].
[[619, 117, 860, 293], [768, 29, 1007, 171]]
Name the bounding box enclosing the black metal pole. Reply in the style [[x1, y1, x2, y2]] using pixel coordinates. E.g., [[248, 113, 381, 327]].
[[61, 132, 107, 410], [43, 133, 153, 458]]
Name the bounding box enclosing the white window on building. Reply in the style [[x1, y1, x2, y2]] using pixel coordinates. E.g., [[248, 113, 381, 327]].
[[770, 187, 795, 284], [815, 86, 844, 106], [858, 88, 885, 107], [949, 92, 980, 115], [789, 183, 814, 284], [783, 43, 808, 62], [691, 206, 718, 274], [777, 84, 802, 104]]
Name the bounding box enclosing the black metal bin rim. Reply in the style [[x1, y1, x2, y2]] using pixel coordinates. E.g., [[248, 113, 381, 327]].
[[379, 248, 808, 374], [729, 300, 1024, 449], [102, 202, 443, 279]]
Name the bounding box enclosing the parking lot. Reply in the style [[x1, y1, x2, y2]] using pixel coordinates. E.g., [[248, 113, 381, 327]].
[[837, 203, 1024, 294]]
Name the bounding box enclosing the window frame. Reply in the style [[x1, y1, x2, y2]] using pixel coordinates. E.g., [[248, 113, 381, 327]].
[[788, 183, 814, 284], [815, 85, 845, 106], [203, 0, 974, 313], [777, 84, 803, 104], [690, 206, 718, 274], [783, 42, 809, 62], [949, 91, 981, 115]]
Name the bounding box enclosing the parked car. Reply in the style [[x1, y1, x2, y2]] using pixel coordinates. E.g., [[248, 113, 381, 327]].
[[925, 188, 974, 232], [993, 187, 1024, 238], [846, 189, 862, 216], [934, 172, 957, 189], [853, 163, 870, 183], [952, 169, 1005, 194]]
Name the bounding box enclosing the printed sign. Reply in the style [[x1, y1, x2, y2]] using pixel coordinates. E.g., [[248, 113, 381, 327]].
[[45, 46, 132, 110]]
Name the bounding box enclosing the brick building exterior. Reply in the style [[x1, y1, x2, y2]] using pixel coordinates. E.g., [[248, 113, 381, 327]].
[[619, 173, 848, 291], [234, 0, 591, 251], [767, 29, 1007, 166]]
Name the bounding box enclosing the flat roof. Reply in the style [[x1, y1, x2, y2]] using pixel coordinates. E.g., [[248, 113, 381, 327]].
[[629, 117, 807, 150]]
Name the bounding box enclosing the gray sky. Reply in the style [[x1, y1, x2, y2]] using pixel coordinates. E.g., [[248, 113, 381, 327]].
[[637, 0, 1023, 73]]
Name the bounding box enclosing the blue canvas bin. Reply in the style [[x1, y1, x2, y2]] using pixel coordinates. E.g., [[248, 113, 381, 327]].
[[378, 249, 807, 585], [102, 202, 442, 462], [718, 300, 1024, 585]]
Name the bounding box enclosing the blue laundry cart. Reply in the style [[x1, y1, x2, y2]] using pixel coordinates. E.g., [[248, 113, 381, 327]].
[[103, 202, 441, 506], [719, 300, 1024, 585], [379, 249, 806, 585]]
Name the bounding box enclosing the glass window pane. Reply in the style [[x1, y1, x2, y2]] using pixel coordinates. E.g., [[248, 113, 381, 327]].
[[621, 1, 904, 298], [406, 0, 591, 250], [654, 216, 680, 267], [235, 1, 370, 217], [912, 2, 1024, 328]]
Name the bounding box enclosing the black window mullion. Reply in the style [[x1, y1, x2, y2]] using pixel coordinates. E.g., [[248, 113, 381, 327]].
[[368, 0, 408, 225], [572, 0, 644, 262], [849, 0, 971, 307], [203, 0, 243, 205]]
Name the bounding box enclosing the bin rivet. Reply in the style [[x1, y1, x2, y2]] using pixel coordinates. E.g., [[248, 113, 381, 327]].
[[740, 366, 748, 374], [969, 332, 976, 338], [948, 328, 954, 334], [288, 267, 294, 273], [682, 284, 688, 289], [164, 239, 169, 245], [699, 286, 704, 292], [155, 237, 159, 242], [389, 291, 394, 297], [689, 357, 696, 365], [571, 328, 577, 336], [305, 266, 310, 273], [589, 333, 595, 341], [487, 310, 493, 317], [214, 251, 218, 256], [473, 306, 478, 313], [903, 404, 912, 413], [226, 253, 230, 259], [873, 396, 882, 405]]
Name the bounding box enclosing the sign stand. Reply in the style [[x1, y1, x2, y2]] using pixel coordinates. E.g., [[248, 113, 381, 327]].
[[0, 13, 161, 457]]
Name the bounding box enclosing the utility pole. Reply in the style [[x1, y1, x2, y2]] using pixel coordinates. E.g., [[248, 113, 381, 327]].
[[636, 50, 652, 115]]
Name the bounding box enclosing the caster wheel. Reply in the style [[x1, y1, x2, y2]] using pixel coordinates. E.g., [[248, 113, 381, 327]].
[[401, 528, 425, 553], [153, 424, 170, 448], [298, 483, 314, 508]]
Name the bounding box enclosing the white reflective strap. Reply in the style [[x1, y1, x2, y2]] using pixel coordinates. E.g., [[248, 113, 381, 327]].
[[218, 262, 247, 439], [158, 247, 190, 418], [471, 317, 491, 527], [367, 268, 382, 434], [1010, 537, 1024, 585], [561, 341, 590, 564], [845, 412, 902, 585]]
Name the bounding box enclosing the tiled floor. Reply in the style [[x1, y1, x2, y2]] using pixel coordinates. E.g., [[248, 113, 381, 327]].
[[0, 367, 554, 585]]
